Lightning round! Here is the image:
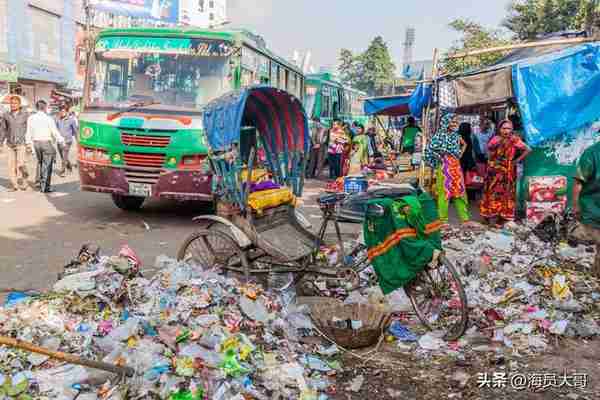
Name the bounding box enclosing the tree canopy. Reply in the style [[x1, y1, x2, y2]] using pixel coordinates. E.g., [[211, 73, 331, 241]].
[[440, 19, 510, 75], [503, 0, 599, 40], [338, 36, 396, 96]]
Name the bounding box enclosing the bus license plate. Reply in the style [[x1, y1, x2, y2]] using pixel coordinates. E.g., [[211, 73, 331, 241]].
[[129, 183, 152, 197]]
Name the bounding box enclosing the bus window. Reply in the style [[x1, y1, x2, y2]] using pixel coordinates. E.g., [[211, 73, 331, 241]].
[[285, 69, 289, 92], [271, 62, 278, 89], [305, 84, 317, 117], [322, 86, 331, 118], [259, 55, 269, 82], [278, 67, 284, 90], [344, 91, 351, 114], [241, 68, 254, 88]]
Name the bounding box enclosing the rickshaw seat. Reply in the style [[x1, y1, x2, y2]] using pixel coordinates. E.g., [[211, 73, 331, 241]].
[[248, 187, 295, 214]]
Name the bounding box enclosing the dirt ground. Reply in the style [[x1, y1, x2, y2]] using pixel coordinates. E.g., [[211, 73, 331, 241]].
[[327, 337, 600, 400]]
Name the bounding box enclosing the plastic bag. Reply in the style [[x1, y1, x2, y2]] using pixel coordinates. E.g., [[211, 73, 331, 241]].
[[388, 321, 418, 342], [239, 296, 270, 323], [179, 344, 223, 368], [109, 317, 140, 341]]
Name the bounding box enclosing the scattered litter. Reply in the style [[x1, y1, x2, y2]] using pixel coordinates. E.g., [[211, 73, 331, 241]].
[[348, 374, 364, 392], [388, 321, 418, 342]]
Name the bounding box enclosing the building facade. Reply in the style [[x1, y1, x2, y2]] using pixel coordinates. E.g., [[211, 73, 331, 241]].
[[179, 0, 227, 27], [0, 0, 229, 104], [0, 0, 81, 103]]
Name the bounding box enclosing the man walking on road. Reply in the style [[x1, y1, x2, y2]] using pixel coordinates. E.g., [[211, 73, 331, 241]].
[[55, 104, 78, 176], [1, 96, 30, 191], [307, 117, 325, 178], [571, 139, 600, 277], [26, 100, 65, 193]]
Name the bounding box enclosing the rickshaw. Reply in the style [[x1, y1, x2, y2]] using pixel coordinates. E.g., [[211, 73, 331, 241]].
[[177, 87, 370, 294], [178, 87, 468, 340]]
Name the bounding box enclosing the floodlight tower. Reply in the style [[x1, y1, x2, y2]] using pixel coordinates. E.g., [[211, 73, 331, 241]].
[[403, 27, 415, 68]]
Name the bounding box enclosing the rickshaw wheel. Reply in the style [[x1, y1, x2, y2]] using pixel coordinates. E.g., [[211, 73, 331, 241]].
[[405, 253, 468, 341], [177, 229, 249, 274]]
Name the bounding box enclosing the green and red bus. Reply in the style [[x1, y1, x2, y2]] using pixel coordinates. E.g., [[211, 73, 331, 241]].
[[304, 72, 367, 129], [79, 27, 305, 210]]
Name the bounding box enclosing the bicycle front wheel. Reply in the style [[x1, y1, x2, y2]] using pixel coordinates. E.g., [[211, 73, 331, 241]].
[[406, 253, 468, 341]]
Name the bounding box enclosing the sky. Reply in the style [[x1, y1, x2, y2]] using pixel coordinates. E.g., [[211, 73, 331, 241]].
[[227, 0, 513, 72]]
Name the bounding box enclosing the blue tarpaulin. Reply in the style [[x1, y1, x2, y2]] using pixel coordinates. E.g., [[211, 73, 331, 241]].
[[512, 43, 600, 146], [364, 83, 432, 118]]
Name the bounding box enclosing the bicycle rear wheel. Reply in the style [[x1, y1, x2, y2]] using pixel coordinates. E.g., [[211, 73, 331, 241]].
[[405, 253, 468, 341], [177, 229, 249, 274]]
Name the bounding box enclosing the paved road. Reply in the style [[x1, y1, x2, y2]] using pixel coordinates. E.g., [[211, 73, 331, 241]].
[[0, 145, 476, 293], [0, 148, 349, 292]]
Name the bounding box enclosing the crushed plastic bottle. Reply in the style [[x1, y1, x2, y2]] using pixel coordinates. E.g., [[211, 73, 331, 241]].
[[239, 296, 270, 323]]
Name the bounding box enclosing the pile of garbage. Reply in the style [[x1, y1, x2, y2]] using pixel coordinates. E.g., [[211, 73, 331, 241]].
[[0, 247, 340, 400], [417, 221, 599, 354], [1, 218, 598, 398], [336, 218, 600, 359]]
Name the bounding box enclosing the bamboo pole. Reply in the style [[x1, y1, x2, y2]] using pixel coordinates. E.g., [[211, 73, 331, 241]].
[[0, 336, 135, 377], [446, 36, 596, 59], [419, 48, 439, 190]]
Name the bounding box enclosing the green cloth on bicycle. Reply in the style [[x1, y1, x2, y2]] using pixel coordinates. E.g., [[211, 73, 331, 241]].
[[364, 193, 442, 295]]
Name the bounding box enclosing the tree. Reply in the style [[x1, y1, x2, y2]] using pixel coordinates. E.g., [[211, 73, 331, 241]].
[[338, 48, 358, 86], [336, 37, 396, 96], [441, 19, 510, 74], [359, 37, 396, 95], [503, 0, 597, 40]]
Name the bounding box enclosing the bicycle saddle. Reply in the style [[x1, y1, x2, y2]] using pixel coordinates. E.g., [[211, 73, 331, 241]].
[[318, 192, 347, 206]]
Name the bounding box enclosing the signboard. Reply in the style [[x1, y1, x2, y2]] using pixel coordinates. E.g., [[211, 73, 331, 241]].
[[0, 62, 18, 82], [90, 0, 180, 23], [18, 61, 67, 84], [96, 36, 234, 57]]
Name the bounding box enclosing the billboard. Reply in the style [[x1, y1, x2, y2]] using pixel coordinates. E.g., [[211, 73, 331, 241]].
[[90, 0, 180, 23]]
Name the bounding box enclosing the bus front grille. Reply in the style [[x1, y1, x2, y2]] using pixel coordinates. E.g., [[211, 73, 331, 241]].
[[123, 152, 166, 168], [121, 132, 171, 148], [124, 168, 162, 185]]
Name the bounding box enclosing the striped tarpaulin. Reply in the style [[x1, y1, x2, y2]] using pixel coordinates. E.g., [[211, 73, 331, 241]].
[[203, 86, 310, 155]]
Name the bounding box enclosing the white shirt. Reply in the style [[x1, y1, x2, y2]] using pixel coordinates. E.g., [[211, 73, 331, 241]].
[[26, 111, 65, 146]]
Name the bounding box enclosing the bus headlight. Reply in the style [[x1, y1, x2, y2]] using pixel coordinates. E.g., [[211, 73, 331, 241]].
[[81, 127, 94, 139]]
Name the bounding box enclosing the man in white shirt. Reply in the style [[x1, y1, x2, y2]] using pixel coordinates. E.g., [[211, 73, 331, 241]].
[[26, 100, 65, 193]]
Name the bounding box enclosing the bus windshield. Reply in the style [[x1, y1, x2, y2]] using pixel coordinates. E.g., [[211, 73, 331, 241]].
[[88, 37, 235, 114]]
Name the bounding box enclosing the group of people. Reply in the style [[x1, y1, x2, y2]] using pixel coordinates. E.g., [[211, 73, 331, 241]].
[[306, 118, 381, 180], [425, 112, 531, 228], [1, 96, 78, 193], [426, 111, 600, 276]]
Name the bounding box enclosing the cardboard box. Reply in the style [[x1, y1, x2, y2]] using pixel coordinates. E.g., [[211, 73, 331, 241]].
[[528, 176, 568, 203], [526, 201, 567, 224]]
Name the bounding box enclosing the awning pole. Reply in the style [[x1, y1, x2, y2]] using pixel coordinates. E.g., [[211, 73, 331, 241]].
[[419, 48, 439, 190]]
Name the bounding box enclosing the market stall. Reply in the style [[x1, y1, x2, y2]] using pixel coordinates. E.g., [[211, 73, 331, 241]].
[[435, 35, 600, 219], [362, 84, 432, 177]]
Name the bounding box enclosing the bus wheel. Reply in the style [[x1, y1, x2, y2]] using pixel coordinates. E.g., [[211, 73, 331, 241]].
[[111, 194, 145, 211]]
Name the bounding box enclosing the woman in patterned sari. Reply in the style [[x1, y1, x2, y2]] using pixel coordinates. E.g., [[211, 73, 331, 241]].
[[480, 119, 531, 227], [425, 113, 470, 226]]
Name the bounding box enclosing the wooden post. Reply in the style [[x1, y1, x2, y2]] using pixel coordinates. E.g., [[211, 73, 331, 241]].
[[419, 48, 439, 190], [446, 36, 596, 59], [0, 336, 135, 377]]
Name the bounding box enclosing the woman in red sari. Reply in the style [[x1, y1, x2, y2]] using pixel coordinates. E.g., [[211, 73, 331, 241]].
[[480, 119, 531, 227]]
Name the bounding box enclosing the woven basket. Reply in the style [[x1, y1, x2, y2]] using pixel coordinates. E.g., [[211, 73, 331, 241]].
[[310, 302, 391, 349]]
